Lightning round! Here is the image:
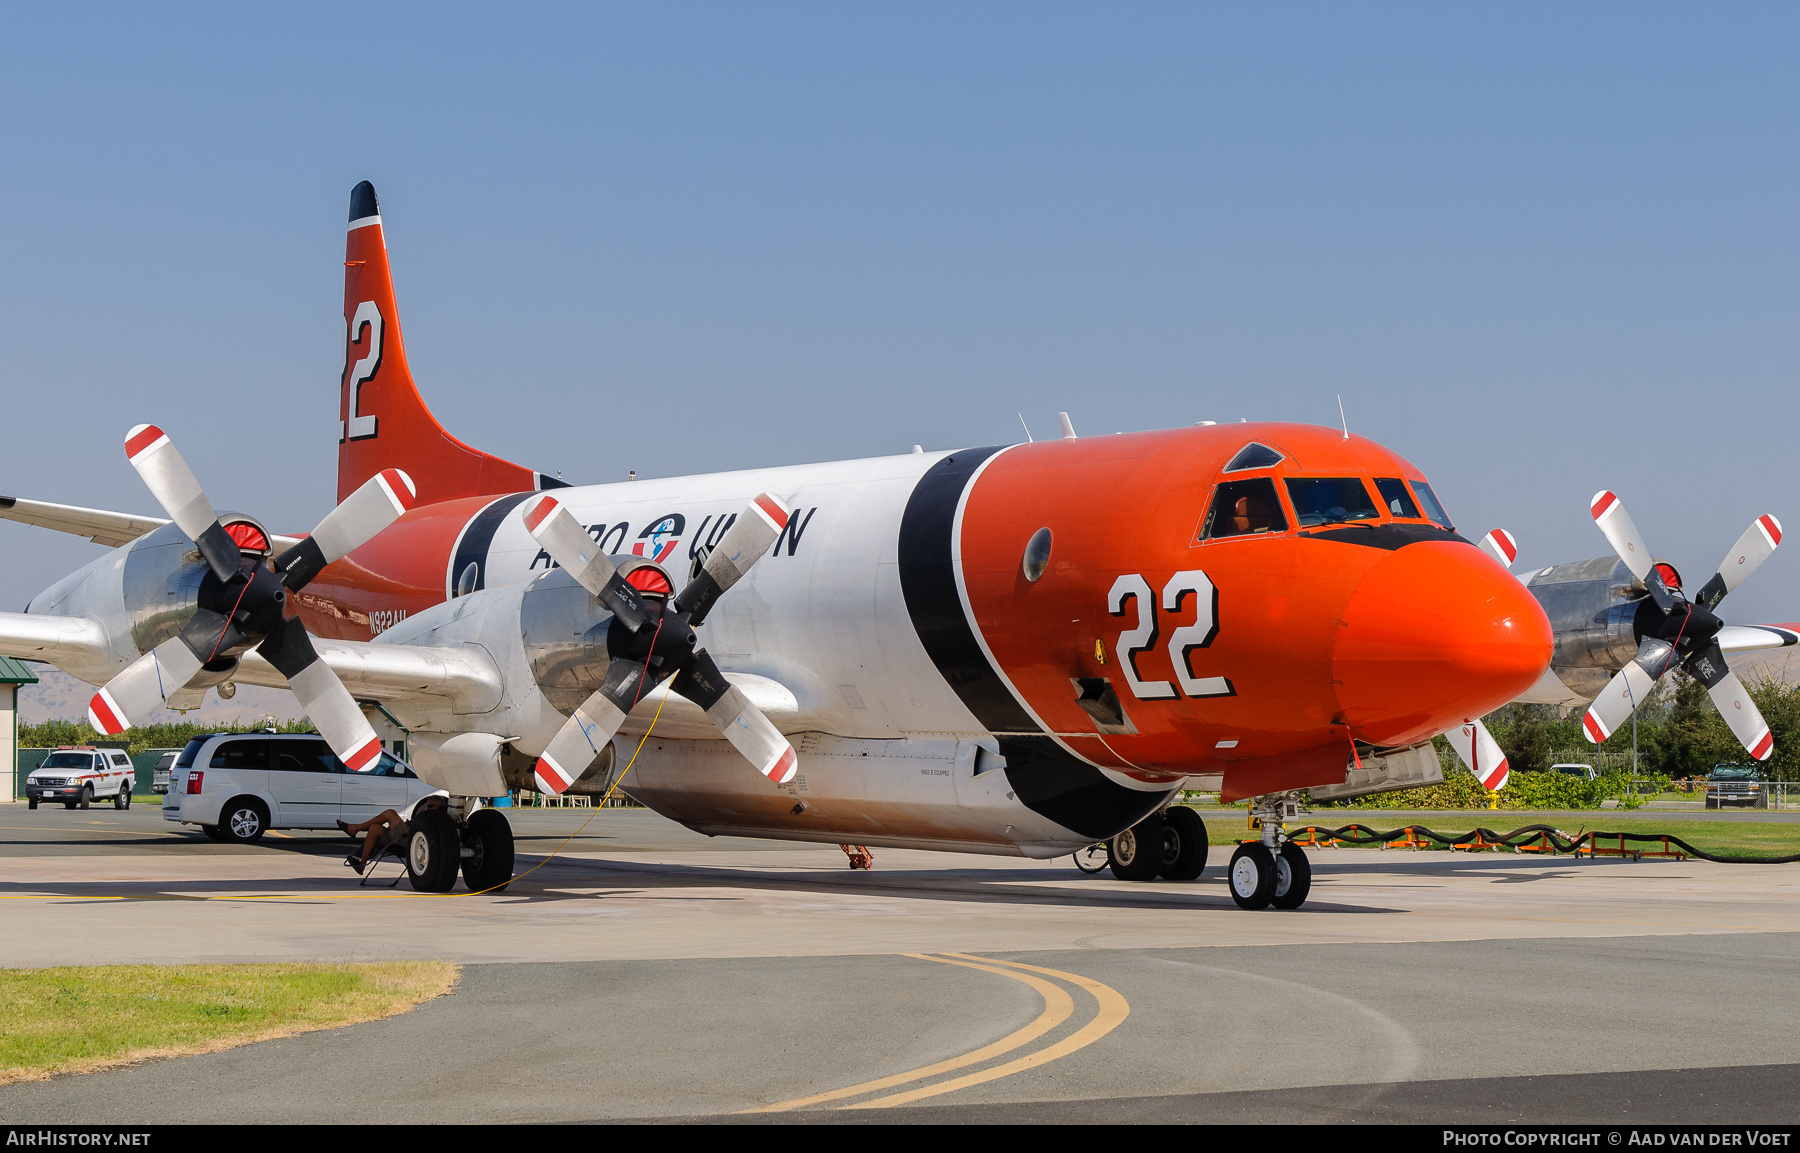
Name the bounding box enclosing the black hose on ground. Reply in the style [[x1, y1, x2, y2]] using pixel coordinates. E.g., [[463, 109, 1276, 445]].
[[1285, 823, 1800, 865]]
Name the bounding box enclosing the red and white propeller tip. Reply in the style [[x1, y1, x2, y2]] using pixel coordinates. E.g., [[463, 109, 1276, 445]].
[[1447, 719, 1509, 792], [1478, 529, 1518, 568]]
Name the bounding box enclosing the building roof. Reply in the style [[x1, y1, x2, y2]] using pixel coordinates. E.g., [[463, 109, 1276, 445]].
[[0, 656, 40, 685]]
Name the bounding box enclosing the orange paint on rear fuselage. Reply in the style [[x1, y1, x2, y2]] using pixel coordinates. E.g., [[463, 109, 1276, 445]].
[[295, 494, 497, 639], [958, 423, 1550, 787]]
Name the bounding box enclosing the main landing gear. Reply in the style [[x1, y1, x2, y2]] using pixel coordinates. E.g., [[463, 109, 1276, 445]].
[[405, 798, 516, 894], [1100, 793, 1314, 910], [1104, 805, 1209, 883]]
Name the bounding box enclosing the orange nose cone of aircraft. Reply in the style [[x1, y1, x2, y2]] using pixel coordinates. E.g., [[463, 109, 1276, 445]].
[[1332, 543, 1552, 748]]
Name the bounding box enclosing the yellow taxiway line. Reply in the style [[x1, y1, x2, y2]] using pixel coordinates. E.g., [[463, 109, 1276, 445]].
[[745, 952, 1129, 1113]]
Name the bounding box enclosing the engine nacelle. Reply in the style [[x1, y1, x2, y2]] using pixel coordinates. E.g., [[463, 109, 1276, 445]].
[[1521, 555, 1653, 703], [375, 560, 671, 789]]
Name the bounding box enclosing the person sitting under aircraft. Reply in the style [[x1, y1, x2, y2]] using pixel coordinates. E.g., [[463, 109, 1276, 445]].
[[341, 796, 446, 875]]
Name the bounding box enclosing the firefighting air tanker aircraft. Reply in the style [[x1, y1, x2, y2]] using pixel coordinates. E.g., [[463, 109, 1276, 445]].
[[0, 182, 1792, 910]]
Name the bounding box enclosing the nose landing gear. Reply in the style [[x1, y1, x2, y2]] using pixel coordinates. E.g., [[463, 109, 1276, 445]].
[[1228, 792, 1313, 910]]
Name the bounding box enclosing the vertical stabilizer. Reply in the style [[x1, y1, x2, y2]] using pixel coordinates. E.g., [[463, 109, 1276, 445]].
[[338, 181, 566, 504]]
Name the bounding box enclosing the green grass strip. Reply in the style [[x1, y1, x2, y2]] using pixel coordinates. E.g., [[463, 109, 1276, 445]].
[[1, 961, 458, 1083]]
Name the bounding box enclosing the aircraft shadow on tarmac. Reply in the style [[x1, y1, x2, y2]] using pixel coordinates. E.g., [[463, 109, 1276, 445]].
[[8, 821, 1663, 910], [0, 845, 1412, 915]]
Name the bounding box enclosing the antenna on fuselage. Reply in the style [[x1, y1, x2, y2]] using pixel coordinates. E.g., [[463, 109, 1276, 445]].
[[1058, 412, 1077, 440], [1017, 413, 1034, 443], [1337, 395, 1350, 440]]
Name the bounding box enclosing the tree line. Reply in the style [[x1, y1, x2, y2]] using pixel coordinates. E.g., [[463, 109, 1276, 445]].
[[20, 718, 319, 757]]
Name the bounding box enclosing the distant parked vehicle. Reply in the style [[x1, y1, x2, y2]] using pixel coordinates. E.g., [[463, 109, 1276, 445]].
[[151, 751, 176, 795], [25, 747, 135, 810], [1549, 763, 1596, 780], [1706, 764, 1767, 809]]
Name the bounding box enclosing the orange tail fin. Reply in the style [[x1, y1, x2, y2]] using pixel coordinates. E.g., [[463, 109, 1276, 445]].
[[338, 181, 565, 505]]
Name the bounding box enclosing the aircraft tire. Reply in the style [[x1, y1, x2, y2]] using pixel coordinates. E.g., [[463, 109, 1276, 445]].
[[406, 808, 460, 893], [461, 808, 514, 893], [1159, 807, 1209, 881], [1270, 842, 1312, 910], [1108, 817, 1164, 881], [1227, 843, 1277, 910]]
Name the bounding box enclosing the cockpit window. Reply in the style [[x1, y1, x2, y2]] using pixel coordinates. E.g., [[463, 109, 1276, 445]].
[[1222, 442, 1284, 473], [1374, 478, 1420, 518], [1200, 477, 1288, 540], [1408, 480, 1454, 530], [1284, 478, 1379, 527]]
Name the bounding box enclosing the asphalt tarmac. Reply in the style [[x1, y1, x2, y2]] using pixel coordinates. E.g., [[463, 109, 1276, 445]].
[[2, 803, 1798, 1124]]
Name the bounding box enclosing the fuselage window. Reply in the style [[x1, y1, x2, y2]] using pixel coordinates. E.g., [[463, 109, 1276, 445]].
[[1408, 480, 1455, 530], [1374, 478, 1421, 518], [1201, 477, 1288, 540], [1223, 442, 1285, 473], [1284, 478, 1380, 527]]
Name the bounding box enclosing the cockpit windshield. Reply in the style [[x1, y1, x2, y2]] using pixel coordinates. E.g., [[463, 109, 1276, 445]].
[[1408, 480, 1454, 530], [1201, 477, 1288, 540], [1284, 478, 1379, 527], [1374, 478, 1420, 518]]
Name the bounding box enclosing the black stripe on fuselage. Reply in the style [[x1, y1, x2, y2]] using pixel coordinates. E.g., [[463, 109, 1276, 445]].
[[449, 492, 535, 597], [896, 448, 1171, 842]]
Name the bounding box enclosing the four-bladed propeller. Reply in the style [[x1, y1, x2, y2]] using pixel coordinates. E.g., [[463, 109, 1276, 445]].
[[1582, 491, 1782, 761], [87, 425, 416, 770], [525, 493, 798, 794]]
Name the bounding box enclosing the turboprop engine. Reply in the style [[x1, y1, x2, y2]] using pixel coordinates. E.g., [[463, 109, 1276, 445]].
[[25, 425, 419, 768], [1521, 491, 1784, 762], [372, 492, 805, 800]]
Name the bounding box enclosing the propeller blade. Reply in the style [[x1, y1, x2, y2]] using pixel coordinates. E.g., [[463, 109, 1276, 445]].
[[1590, 490, 1654, 585], [533, 687, 630, 795], [522, 496, 649, 631], [1444, 718, 1509, 791], [671, 649, 797, 784], [534, 656, 661, 793], [273, 469, 417, 592], [87, 637, 205, 734], [1581, 637, 1674, 743], [1702, 667, 1774, 762], [1718, 624, 1800, 654], [1477, 529, 1518, 569], [1694, 515, 1783, 610], [676, 494, 790, 625], [124, 424, 239, 582], [256, 616, 382, 770]]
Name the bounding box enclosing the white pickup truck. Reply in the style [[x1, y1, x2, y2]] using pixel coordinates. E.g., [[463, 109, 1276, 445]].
[[25, 747, 136, 810]]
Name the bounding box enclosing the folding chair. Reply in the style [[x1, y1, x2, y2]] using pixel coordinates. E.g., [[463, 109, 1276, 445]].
[[359, 841, 408, 888]]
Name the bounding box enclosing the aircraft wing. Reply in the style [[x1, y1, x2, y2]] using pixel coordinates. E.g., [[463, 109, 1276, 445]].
[[1718, 624, 1800, 654], [0, 495, 306, 552], [234, 638, 799, 735], [0, 496, 171, 548], [0, 611, 113, 664], [230, 636, 506, 713]]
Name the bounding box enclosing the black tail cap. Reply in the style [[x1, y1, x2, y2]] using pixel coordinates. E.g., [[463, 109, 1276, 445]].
[[349, 181, 379, 222]]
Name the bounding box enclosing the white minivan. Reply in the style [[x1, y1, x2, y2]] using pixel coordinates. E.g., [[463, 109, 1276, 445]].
[[162, 732, 443, 843]]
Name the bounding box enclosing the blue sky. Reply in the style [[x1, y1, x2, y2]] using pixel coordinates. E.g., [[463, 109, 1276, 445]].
[[0, 3, 1796, 621]]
